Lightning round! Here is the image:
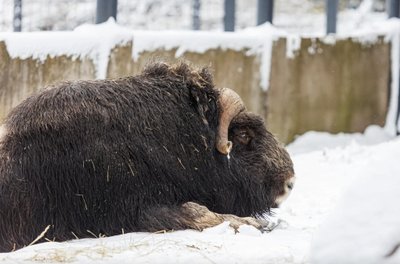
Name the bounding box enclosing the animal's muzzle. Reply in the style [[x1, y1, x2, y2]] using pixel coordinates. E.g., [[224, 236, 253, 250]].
[[275, 176, 296, 207]]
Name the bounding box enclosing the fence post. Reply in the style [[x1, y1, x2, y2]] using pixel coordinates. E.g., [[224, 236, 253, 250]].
[[192, 0, 201, 30], [257, 0, 274, 25], [325, 0, 338, 34], [224, 0, 235, 31], [397, 80, 400, 135], [326, 0, 338, 34], [13, 0, 22, 32], [388, 0, 400, 18], [96, 0, 118, 24]]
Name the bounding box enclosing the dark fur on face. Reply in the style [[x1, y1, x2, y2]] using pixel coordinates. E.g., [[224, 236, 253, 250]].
[[0, 62, 293, 252]]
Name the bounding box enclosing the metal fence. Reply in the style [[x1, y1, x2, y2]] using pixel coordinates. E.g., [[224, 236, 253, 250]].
[[3, 0, 390, 34], [0, 0, 96, 31], [1, 0, 240, 32]]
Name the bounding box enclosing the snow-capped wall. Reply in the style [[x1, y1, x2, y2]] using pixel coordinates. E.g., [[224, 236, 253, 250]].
[[0, 19, 395, 142]]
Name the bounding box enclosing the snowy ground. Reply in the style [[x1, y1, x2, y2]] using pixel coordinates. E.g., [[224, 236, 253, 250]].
[[1, 125, 399, 263]]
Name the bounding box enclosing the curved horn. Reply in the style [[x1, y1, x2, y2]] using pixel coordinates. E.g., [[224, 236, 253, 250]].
[[216, 88, 245, 155]]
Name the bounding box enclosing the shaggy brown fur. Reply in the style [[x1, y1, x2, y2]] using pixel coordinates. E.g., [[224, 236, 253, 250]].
[[0, 62, 293, 252]]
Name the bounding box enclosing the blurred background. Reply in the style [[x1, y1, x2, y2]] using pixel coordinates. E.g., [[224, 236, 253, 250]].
[[0, 0, 388, 32]]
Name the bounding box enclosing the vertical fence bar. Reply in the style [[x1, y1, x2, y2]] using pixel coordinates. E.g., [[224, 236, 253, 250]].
[[96, 0, 118, 24], [397, 80, 400, 135], [257, 0, 274, 25], [224, 0, 235, 31], [13, 0, 22, 32], [396, 61, 400, 136], [326, 0, 338, 34], [388, 0, 400, 18], [192, 0, 201, 30]]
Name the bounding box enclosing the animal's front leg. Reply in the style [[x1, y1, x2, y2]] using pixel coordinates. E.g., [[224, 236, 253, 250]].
[[181, 202, 276, 232], [136, 202, 275, 233]]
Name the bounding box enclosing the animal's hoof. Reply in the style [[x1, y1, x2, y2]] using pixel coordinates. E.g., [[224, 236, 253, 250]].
[[259, 218, 288, 232], [228, 217, 287, 233], [220, 215, 271, 233]]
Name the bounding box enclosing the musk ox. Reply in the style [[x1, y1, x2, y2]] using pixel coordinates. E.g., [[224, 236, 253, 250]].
[[0, 62, 294, 252]]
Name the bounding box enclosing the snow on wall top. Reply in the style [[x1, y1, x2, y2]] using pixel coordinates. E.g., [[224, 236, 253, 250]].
[[0, 19, 133, 79], [130, 23, 283, 91], [0, 17, 399, 132], [0, 18, 282, 90], [1, 17, 397, 90]]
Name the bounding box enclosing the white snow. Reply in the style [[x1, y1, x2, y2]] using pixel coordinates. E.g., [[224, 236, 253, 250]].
[[310, 134, 400, 264], [1, 2, 399, 93], [0, 125, 399, 263], [131, 23, 282, 91], [1, 16, 398, 93], [383, 20, 400, 135], [0, 21, 282, 91], [285, 35, 302, 59], [0, 19, 282, 90], [287, 125, 393, 155], [0, 18, 133, 79], [1, 0, 397, 93]]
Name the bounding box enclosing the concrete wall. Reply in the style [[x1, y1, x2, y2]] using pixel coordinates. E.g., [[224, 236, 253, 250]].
[[268, 37, 390, 142], [0, 36, 390, 143], [107, 42, 264, 117], [0, 41, 96, 123]]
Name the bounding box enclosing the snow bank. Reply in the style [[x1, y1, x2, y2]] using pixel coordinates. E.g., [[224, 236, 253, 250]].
[[311, 138, 400, 264], [0, 227, 304, 264], [287, 125, 392, 155]]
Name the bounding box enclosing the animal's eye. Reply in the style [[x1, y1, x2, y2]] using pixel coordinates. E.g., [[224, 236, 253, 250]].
[[236, 130, 251, 145], [239, 132, 247, 138]]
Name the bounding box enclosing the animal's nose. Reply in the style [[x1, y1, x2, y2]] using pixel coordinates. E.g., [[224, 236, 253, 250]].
[[274, 176, 296, 207], [286, 177, 295, 192]]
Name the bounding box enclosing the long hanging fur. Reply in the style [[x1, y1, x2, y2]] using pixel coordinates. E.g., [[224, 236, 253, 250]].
[[0, 62, 293, 252]]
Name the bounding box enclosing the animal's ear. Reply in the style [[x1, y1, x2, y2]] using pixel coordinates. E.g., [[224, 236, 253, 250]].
[[231, 127, 255, 146]]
